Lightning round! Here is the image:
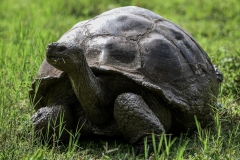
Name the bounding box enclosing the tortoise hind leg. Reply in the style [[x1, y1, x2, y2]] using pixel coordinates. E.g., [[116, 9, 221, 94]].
[[114, 93, 166, 155]]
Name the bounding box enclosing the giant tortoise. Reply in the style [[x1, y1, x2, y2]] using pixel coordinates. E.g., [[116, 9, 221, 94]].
[[30, 6, 222, 153]]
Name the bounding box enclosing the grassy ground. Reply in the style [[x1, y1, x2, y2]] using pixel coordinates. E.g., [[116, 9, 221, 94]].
[[0, 0, 239, 159]]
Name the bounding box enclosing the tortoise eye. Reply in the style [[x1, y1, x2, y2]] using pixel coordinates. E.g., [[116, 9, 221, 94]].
[[58, 46, 67, 52]]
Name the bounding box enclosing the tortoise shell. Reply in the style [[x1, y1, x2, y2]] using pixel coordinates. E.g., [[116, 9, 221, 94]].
[[30, 6, 220, 115]]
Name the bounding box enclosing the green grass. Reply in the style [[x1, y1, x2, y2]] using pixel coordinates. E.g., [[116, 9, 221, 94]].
[[0, 0, 239, 159]]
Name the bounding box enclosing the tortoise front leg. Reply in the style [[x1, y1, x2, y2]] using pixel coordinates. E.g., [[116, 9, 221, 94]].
[[31, 105, 75, 143], [114, 93, 166, 154]]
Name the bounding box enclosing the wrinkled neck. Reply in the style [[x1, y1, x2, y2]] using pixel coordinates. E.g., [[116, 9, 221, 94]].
[[67, 58, 111, 125]]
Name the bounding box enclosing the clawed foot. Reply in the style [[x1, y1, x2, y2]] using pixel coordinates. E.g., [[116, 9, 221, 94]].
[[31, 105, 75, 143]]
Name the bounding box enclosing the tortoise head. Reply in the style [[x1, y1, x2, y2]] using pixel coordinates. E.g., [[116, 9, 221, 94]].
[[46, 42, 84, 72]]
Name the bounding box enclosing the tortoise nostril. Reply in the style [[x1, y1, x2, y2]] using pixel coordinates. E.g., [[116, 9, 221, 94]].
[[47, 42, 58, 48], [58, 46, 67, 52], [50, 42, 55, 46]]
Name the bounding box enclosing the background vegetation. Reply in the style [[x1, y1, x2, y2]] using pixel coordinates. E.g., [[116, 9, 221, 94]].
[[0, 0, 239, 159]]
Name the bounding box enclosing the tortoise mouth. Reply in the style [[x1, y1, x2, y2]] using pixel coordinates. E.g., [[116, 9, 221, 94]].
[[46, 51, 70, 59], [46, 54, 70, 63]]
